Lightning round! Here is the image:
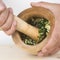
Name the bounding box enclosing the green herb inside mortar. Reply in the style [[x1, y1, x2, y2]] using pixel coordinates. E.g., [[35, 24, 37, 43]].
[[20, 16, 50, 45]]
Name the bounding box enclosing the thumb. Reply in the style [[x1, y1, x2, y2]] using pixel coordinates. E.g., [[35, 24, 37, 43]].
[[31, 2, 57, 12]]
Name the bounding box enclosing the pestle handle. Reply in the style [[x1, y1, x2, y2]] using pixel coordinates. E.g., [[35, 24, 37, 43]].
[[14, 16, 39, 41]]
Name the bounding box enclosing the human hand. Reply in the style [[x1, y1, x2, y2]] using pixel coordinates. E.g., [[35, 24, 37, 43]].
[[31, 2, 60, 56], [0, 0, 16, 35]]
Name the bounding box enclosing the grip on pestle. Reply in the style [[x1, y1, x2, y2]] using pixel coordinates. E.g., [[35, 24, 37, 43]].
[[0, 8, 39, 41], [0, 16, 39, 41]]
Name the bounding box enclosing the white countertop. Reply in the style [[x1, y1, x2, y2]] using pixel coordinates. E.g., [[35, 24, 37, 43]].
[[0, 45, 60, 60]]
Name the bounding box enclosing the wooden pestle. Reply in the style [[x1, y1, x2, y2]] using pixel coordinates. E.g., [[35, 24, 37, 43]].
[[14, 16, 39, 41]]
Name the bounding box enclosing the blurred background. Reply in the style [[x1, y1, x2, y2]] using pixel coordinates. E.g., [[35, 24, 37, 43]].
[[0, 0, 60, 45]]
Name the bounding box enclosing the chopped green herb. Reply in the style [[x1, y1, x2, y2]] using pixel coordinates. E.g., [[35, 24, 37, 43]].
[[19, 16, 50, 45]]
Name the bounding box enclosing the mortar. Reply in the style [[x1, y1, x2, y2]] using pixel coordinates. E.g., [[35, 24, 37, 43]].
[[12, 7, 55, 55]]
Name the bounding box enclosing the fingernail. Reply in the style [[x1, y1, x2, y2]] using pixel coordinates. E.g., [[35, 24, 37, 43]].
[[38, 52, 44, 57], [9, 8, 13, 13]]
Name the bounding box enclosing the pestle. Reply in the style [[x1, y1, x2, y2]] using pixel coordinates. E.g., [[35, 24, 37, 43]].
[[0, 9, 39, 41], [14, 16, 39, 41]]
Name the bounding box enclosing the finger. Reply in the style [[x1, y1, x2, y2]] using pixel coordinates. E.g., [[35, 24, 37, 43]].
[[4, 20, 16, 35], [1, 8, 14, 31], [0, 9, 9, 26], [31, 2, 58, 13], [38, 32, 58, 56], [0, 0, 6, 12], [49, 47, 60, 55], [31, 2, 50, 6], [41, 36, 58, 53], [38, 46, 57, 56], [43, 47, 58, 56], [46, 47, 60, 56], [41, 43, 58, 56], [38, 47, 58, 56], [31, 2, 57, 7]]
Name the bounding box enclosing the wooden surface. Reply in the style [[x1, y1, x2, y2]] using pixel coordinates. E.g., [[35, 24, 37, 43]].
[[0, 45, 60, 60]]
